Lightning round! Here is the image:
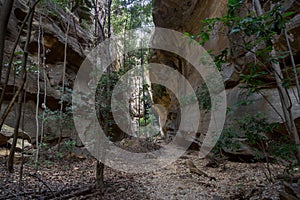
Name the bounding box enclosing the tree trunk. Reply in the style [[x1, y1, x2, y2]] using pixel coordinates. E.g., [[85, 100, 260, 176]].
[[253, 0, 300, 159], [271, 48, 300, 158], [0, 0, 15, 84], [95, 0, 112, 189], [58, 15, 70, 151], [0, 0, 40, 129], [96, 161, 104, 188], [7, 1, 34, 173], [7, 85, 25, 172]]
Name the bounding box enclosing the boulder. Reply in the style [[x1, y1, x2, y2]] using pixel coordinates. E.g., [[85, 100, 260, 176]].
[[0, 100, 74, 144], [0, 124, 31, 146], [7, 138, 32, 151], [0, 148, 31, 163], [223, 85, 300, 158], [0, 148, 9, 157], [226, 85, 300, 126]]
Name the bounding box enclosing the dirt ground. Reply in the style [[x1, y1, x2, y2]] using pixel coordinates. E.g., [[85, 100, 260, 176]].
[[0, 145, 285, 200]]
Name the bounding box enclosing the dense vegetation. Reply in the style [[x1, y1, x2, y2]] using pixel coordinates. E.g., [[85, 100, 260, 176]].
[[0, 0, 299, 199]]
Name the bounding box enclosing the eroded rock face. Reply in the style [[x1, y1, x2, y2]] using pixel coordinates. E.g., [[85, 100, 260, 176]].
[[0, 124, 31, 146], [151, 0, 229, 142], [152, 0, 300, 155], [226, 85, 300, 126], [152, 0, 229, 61], [224, 85, 300, 157], [0, 0, 106, 143]]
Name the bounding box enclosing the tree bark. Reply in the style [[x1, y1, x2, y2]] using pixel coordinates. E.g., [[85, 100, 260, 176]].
[[95, 0, 112, 189], [7, 82, 25, 172], [253, 0, 300, 158], [0, 0, 40, 128], [96, 161, 104, 188], [7, 1, 34, 173], [0, 0, 15, 85], [58, 15, 70, 151], [271, 48, 300, 158]]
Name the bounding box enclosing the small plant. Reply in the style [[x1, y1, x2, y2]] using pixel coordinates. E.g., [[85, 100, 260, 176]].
[[268, 136, 299, 162], [56, 151, 64, 159], [215, 111, 280, 159], [139, 116, 148, 126], [237, 113, 275, 145], [39, 142, 48, 149], [64, 140, 76, 153], [196, 84, 211, 111], [188, 0, 300, 165], [42, 107, 74, 130], [43, 159, 54, 167], [213, 127, 241, 156], [42, 86, 74, 131]]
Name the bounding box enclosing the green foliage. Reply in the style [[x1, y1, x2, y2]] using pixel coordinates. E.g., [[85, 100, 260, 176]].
[[236, 113, 277, 145], [189, 1, 298, 163], [214, 99, 297, 163], [42, 87, 74, 131], [39, 142, 49, 149], [227, 0, 243, 17], [3, 54, 40, 75], [42, 159, 54, 167], [213, 127, 241, 155], [179, 83, 212, 112], [213, 49, 228, 71], [269, 138, 298, 161], [47, 0, 68, 8], [43, 107, 74, 130], [64, 140, 76, 153], [111, 0, 153, 34], [239, 65, 269, 93], [42, 0, 93, 28], [196, 84, 212, 111], [139, 112, 152, 126], [56, 151, 64, 158], [96, 69, 127, 138], [189, 2, 293, 80]]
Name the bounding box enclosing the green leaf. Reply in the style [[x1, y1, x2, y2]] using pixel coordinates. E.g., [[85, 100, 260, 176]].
[[14, 51, 23, 55], [282, 11, 295, 18]]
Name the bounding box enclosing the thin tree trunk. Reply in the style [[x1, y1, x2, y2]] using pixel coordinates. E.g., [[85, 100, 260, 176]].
[[35, 14, 42, 169], [0, 77, 26, 129], [107, 0, 112, 38], [253, 0, 300, 158], [271, 48, 300, 158], [96, 160, 104, 188], [96, 0, 112, 189], [0, 0, 15, 84], [58, 16, 70, 150], [284, 28, 300, 101], [18, 90, 26, 188], [0, 0, 41, 129], [7, 4, 34, 172], [7, 85, 25, 172], [41, 21, 46, 147]]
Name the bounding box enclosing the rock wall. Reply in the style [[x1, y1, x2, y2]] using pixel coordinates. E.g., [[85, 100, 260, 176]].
[[0, 0, 106, 144], [153, 0, 228, 53], [151, 0, 229, 141], [151, 0, 300, 151]]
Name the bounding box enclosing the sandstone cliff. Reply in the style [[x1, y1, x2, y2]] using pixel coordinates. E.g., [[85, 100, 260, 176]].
[[0, 0, 106, 144], [152, 0, 300, 157]]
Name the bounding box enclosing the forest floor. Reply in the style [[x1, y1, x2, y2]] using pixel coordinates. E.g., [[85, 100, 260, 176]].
[[0, 143, 285, 200]]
